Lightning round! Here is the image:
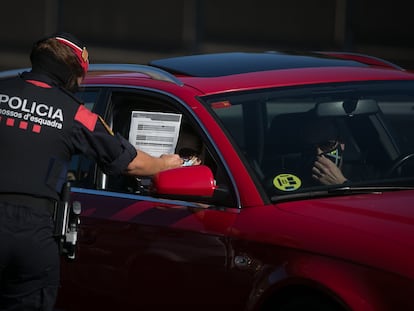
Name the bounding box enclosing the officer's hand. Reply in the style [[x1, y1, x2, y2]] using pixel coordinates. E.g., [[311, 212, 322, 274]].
[[312, 151, 347, 185]]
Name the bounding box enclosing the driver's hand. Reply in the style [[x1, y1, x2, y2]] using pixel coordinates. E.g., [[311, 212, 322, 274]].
[[182, 155, 202, 166], [160, 154, 183, 170], [312, 151, 347, 185]]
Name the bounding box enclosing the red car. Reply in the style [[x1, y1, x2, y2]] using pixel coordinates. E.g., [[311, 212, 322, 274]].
[[25, 51, 414, 310]]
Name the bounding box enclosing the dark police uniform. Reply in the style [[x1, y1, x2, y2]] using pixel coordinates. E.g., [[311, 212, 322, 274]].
[[0, 71, 137, 310]]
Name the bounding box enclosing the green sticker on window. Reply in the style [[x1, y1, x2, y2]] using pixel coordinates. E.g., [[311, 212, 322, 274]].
[[273, 173, 301, 191]]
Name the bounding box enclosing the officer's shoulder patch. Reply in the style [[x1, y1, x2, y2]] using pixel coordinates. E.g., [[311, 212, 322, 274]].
[[74, 105, 98, 131]]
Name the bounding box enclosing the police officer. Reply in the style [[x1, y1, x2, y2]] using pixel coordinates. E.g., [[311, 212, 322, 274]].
[[0, 33, 183, 311]]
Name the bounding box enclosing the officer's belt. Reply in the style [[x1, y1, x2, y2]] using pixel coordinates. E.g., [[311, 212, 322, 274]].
[[0, 193, 56, 214]]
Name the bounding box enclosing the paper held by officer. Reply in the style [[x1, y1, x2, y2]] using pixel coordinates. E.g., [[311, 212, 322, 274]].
[[128, 110, 182, 157]]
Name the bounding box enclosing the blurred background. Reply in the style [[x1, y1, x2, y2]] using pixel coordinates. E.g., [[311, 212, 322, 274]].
[[1, 0, 413, 70]]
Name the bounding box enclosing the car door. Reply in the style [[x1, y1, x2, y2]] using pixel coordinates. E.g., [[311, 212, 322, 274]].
[[58, 88, 245, 310]]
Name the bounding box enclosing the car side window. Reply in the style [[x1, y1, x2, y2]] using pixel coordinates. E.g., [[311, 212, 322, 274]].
[[378, 102, 414, 177], [102, 90, 236, 206], [379, 102, 414, 154]]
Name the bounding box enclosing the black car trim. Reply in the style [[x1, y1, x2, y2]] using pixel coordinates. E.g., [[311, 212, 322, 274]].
[[71, 187, 241, 214], [88, 64, 184, 86]]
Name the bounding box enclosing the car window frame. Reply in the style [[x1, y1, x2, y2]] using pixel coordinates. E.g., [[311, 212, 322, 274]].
[[71, 85, 239, 208]]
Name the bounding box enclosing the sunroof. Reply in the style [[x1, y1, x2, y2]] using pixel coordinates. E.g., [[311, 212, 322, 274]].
[[149, 52, 366, 77]]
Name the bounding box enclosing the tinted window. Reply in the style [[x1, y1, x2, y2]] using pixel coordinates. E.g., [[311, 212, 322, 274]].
[[205, 81, 414, 199]]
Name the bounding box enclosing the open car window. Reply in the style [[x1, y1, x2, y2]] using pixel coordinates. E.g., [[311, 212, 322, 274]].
[[70, 89, 237, 207]]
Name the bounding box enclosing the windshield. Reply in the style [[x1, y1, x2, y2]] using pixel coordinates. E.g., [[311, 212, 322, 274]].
[[204, 81, 414, 199]]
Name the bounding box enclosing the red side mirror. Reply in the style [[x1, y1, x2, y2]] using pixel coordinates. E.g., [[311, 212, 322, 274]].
[[153, 165, 216, 197]]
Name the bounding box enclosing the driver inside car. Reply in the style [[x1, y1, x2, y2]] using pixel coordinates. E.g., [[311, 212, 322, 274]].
[[312, 139, 348, 185], [303, 117, 349, 186], [175, 123, 202, 166]]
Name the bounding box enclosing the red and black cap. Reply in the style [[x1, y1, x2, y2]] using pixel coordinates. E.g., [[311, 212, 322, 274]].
[[54, 32, 89, 74], [30, 32, 89, 89]]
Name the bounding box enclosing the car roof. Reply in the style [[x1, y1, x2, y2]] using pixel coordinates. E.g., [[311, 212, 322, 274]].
[[82, 51, 414, 95], [149, 51, 372, 77]]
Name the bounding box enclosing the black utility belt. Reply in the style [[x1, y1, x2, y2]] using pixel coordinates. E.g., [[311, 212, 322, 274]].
[[0, 193, 56, 214]]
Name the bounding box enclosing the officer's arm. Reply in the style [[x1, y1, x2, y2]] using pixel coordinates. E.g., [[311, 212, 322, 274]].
[[124, 149, 183, 176]]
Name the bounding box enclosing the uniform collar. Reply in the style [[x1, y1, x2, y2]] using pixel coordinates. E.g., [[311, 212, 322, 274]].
[[21, 71, 59, 88]]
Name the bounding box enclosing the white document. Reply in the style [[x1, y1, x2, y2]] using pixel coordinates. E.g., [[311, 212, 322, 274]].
[[128, 111, 182, 157]]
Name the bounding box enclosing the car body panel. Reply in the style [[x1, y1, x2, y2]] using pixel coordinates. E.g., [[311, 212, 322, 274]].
[[59, 187, 414, 310], [84, 66, 414, 97], [59, 188, 243, 309], [233, 192, 414, 279]]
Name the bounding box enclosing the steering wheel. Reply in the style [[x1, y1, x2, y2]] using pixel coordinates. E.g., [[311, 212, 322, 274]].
[[384, 153, 414, 177]]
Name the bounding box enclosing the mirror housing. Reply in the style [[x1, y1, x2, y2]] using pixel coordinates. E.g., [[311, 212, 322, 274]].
[[316, 99, 379, 116], [152, 165, 217, 197]]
